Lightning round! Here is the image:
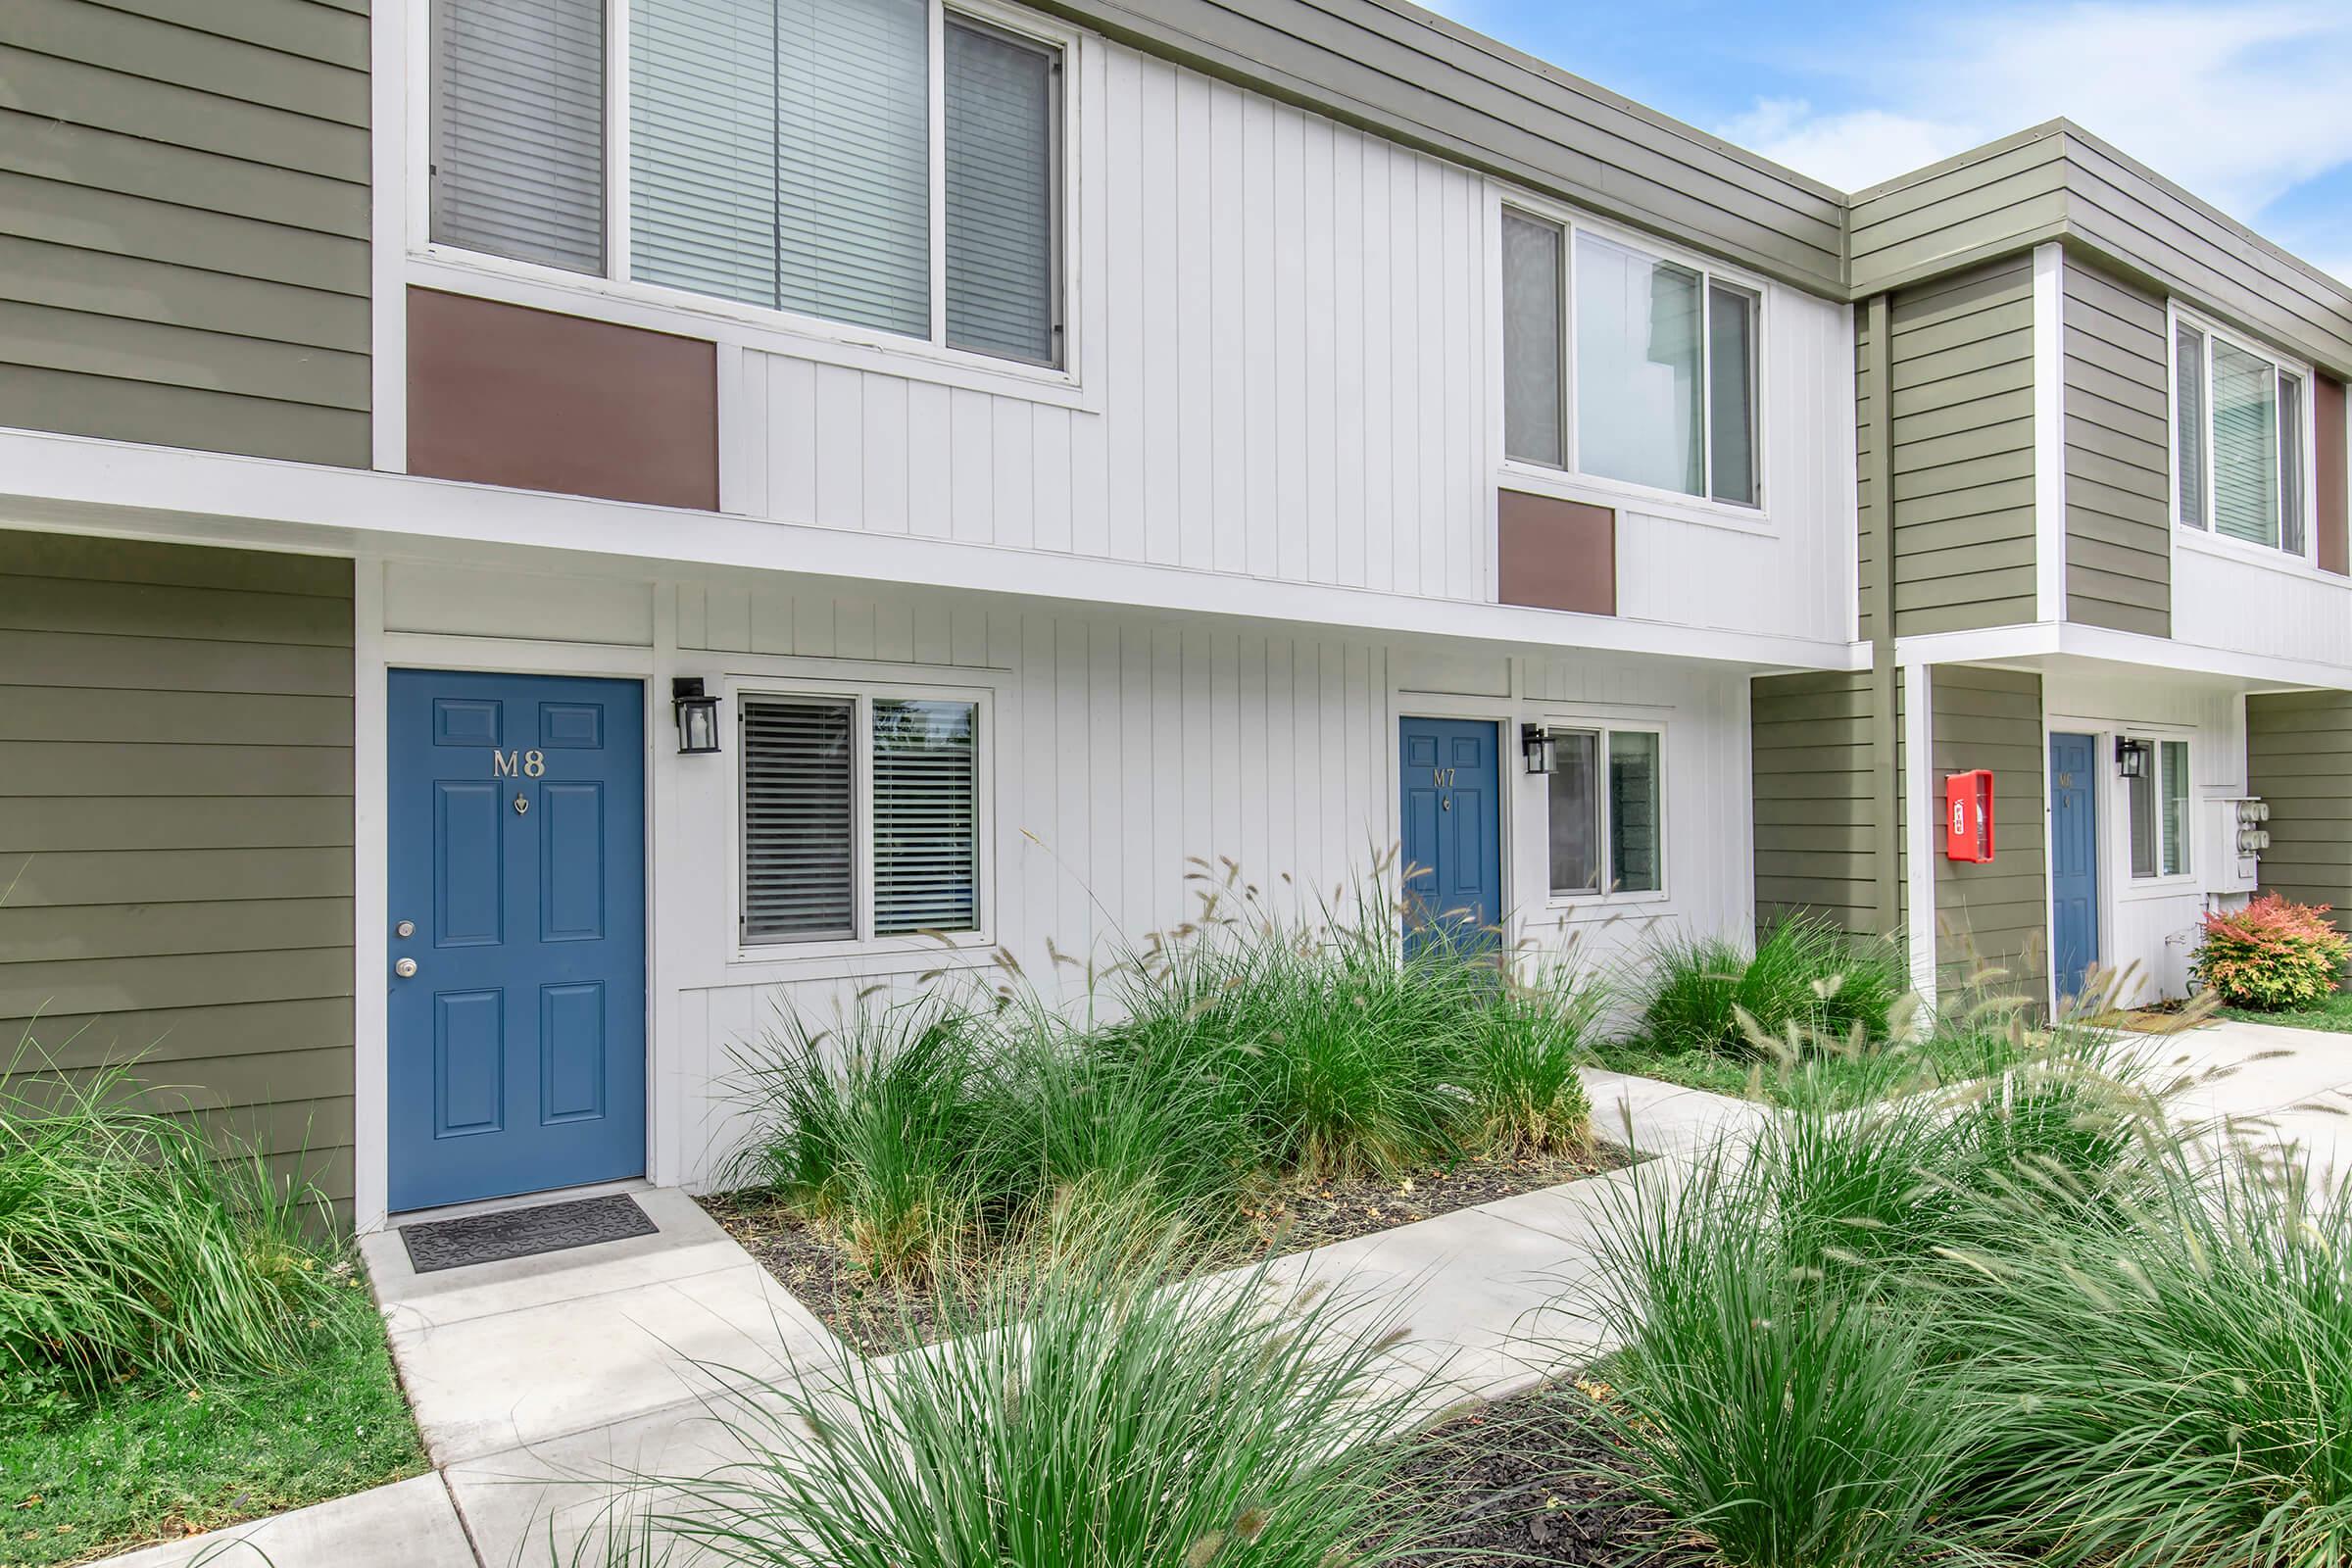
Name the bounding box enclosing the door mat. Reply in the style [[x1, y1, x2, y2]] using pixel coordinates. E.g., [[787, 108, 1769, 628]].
[[401, 1193, 658, 1274]]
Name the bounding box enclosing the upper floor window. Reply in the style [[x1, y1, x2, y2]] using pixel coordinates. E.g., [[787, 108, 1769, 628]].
[[2174, 315, 2307, 555], [431, 0, 1065, 368], [1501, 209, 1760, 508]]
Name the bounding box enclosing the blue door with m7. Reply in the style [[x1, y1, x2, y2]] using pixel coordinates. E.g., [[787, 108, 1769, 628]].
[[2048, 731, 2099, 1004], [388, 670, 647, 1211], [1398, 717, 1502, 956]]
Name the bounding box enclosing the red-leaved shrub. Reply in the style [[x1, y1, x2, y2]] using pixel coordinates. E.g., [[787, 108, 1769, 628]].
[[2189, 894, 2350, 1011]]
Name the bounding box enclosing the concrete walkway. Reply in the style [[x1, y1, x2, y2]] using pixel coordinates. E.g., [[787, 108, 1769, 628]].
[[2119, 1015, 2352, 1183], [80, 1070, 1764, 1568]]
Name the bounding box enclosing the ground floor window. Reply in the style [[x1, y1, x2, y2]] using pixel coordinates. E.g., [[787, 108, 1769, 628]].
[[740, 689, 982, 944], [1544, 724, 1663, 896], [2126, 736, 2189, 880]]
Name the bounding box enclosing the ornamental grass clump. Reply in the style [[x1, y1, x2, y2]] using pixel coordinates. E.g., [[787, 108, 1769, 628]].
[[1585, 1098, 1997, 1568], [0, 1045, 343, 1388], [1459, 951, 1599, 1157], [1578, 1017, 2169, 1568], [2190, 892, 2350, 1011], [1936, 1136, 2352, 1566], [573, 1223, 1444, 1568], [1631, 914, 1907, 1058]]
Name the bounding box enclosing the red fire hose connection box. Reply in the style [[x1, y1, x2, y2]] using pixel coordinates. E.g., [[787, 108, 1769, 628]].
[[1944, 769, 1994, 862]]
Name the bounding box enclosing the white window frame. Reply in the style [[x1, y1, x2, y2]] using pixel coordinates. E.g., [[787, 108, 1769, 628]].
[[728, 673, 996, 962], [1536, 717, 1669, 905], [408, 0, 1084, 397], [1493, 192, 1771, 528], [2119, 730, 2193, 887], [2167, 302, 2317, 567]]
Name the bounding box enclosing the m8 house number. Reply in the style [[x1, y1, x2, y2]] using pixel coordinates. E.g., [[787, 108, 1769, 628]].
[[492, 750, 547, 778]]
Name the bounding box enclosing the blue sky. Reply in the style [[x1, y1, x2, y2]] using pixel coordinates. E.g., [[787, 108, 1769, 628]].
[[1425, 1, 2352, 283]]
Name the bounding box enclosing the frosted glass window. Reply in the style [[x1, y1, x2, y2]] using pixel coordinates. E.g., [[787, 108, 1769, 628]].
[[1576, 233, 1703, 497], [1546, 730, 1600, 896], [2281, 372, 2307, 557], [1502, 210, 1565, 467]]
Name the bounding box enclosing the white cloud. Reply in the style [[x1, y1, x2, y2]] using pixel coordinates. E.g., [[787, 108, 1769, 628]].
[[1713, 2, 2352, 227]]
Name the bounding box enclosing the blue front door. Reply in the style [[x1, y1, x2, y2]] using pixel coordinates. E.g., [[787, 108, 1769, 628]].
[[388, 670, 648, 1211], [2048, 731, 2100, 1004], [1398, 717, 1502, 955]]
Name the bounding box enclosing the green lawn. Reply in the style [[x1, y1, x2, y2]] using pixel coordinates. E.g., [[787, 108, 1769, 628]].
[[0, 1266, 424, 1568], [1588, 1027, 2027, 1111], [2217, 992, 2352, 1034]]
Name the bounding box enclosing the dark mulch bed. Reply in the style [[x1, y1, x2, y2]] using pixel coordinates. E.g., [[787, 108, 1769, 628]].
[[701, 1140, 1632, 1356], [1403, 1382, 1695, 1566]]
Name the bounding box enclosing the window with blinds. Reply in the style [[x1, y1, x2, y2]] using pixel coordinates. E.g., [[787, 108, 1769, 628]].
[[432, 0, 606, 272], [740, 697, 856, 942], [871, 700, 979, 933], [739, 692, 981, 946], [2176, 315, 2310, 557]]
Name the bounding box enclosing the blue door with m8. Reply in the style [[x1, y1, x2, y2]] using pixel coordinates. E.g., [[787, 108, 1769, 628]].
[[1397, 717, 1502, 956], [387, 670, 647, 1211]]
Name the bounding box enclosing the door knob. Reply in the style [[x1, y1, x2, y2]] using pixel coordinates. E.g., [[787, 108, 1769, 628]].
[[394, 957, 418, 979]]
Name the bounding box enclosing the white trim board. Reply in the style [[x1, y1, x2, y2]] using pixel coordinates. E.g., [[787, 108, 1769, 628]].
[[0, 429, 1855, 672], [1891, 620, 2352, 693], [2032, 242, 2066, 622]]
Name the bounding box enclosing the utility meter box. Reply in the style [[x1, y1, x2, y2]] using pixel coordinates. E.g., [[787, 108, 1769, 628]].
[[2207, 797, 2268, 894], [1944, 769, 1995, 862]]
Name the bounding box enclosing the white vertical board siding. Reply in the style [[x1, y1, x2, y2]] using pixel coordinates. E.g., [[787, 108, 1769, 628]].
[[2171, 541, 2352, 668], [735, 45, 1494, 603], [653, 582, 1755, 1187], [664, 577, 1399, 1184], [2043, 665, 2244, 1004], [706, 37, 1858, 647], [1611, 285, 1857, 644]]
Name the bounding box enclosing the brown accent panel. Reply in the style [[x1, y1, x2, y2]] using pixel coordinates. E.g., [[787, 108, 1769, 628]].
[[2319, 375, 2349, 577], [407, 289, 718, 510], [1496, 490, 1615, 615]]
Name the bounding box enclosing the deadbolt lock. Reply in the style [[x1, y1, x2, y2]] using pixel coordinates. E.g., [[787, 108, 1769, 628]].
[[394, 919, 416, 939]]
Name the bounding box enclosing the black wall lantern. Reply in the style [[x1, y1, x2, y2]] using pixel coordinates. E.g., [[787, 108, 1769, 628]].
[[1521, 722, 1556, 775], [672, 676, 720, 755], [2115, 736, 2149, 779]]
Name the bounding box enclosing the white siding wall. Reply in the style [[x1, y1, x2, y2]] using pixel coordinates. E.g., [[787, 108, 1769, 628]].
[[699, 39, 1858, 647], [2044, 665, 2245, 1004], [2171, 536, 2352, 668], [368, 562, 1757, 1188]]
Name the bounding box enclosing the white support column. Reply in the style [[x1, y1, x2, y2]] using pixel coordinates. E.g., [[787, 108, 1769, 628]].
[[1902, 660, 1938, 1015], [2032, 241, 2067, 622], [351, 558, 390, 1231]]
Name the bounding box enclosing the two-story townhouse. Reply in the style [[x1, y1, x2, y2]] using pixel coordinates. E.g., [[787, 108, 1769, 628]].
[[0, 0, 2343, 1231], [1752, 123, 2352, 1017]]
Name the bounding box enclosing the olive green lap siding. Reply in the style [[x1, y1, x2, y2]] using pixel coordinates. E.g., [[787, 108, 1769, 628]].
[[1930, 666, 2049, 1012], [1752, 669, 1885, 936], [2247, 691, 2352, 936], [2062, 263, 2171, 635], [0, 532, 356, 1213], [0, 0, 369, 465], [1886, 257, 2040, 636]]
